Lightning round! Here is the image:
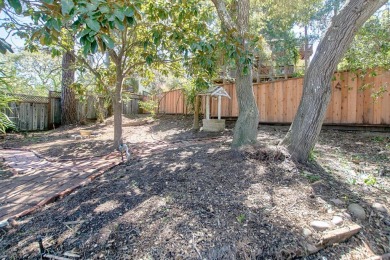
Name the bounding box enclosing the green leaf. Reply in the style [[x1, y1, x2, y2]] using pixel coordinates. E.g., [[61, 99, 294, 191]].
[[99, 5, 110, 13], [78, 28, 91, 38], [86, 18, 101, 32], [124, 6, 134, 17], [126, 16, 135, 26], [145, 55, 153, 66], [86, 2, 98, 12], [91, 40, 98, 54], [0, 0, 5, 9], [7, 0, 22, 14], [43, 33, 52, 45], [100, 34, 114, 49], [114, 18, 125, 31], [83, 42, 91, 56], [52, 19, 62, 32], [61, 0, 74, 15], [114, 9, 125, 21]]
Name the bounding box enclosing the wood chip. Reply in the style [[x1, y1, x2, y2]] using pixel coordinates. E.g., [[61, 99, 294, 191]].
[[64, 251, 81, 258], [62, 220, 85, 225], [43, 254, 71, 260]]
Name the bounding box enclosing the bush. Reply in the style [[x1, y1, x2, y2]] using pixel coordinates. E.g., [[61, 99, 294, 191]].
[[139, 99, 158, 116]]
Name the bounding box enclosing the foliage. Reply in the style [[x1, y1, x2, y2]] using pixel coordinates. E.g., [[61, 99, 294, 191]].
[[363, 174, 377, 186], [236, 214, 246, 224], [0, 51, 62, 95], [301, 171, 321, 183], [0, 59, 17, 133], [339, 8, 390, 71], [139, 99, 158, 117]]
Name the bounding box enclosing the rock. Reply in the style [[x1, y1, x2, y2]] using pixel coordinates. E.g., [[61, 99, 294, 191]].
[[310, 221, 331, 231], [331, 216, 343, 226], [330, 198, 344, 206], [341, 212, 352, 220], [305, 243, 320, 254], [303, 228, 312, 237], [0, 220, 9, 228], [372, 202, 387, 213], [348, 203, 366, 220]]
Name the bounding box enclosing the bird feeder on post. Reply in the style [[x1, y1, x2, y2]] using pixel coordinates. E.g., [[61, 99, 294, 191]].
[[199, 86, 231, 132]]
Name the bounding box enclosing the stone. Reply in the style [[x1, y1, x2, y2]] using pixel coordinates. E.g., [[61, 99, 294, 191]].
[[305, 243, 320, 254], [303, 228, 312, 237], [330, 198, 344, 206], [348, 203, 366, 220], [310, 221, 331, 231], [0, 220, 9, 228], [341, 212, 352, 220], [372, 202, 387, 213], [331, 216, 343, 226]]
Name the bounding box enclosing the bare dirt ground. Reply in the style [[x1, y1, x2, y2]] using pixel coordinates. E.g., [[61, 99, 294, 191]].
[[0, 115, 389, 259]]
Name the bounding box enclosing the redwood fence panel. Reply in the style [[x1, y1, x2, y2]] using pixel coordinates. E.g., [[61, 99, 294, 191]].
[[156, 69, 390, 125]]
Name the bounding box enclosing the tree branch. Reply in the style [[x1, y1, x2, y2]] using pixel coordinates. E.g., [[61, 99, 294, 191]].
[[210, 0, 236, 32]]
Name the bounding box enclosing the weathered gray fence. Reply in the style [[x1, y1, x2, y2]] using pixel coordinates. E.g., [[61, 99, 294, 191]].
[[122, 93, 142, 114], [6, 94, 51, 131], [5, 91, 144, 131]]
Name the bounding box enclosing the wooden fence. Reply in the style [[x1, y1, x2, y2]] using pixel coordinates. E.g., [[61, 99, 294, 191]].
[[155, 69, 390, 125], [5, 92, 143, 131]]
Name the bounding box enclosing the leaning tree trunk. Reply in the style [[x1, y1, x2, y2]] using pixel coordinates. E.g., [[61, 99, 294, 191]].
[[113, 67, 124, 148], [281, 0, 387, 162], [61, 50, 77, 125]]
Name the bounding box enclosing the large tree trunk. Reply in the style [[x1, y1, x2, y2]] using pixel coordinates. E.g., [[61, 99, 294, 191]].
[[232, 0, 259, 147], [281, 0, 387, 162], [61, 50, 77, 125], [113, 68, 124, 148], [211, 0, 259, 147], [232, 62, 259, 147]]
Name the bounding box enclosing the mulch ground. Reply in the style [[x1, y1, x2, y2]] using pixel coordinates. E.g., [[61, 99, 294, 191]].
[[0, 115, 389, 259]]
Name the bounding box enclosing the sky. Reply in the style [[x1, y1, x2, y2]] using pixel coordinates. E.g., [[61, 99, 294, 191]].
[[0, 12, 28, 50]]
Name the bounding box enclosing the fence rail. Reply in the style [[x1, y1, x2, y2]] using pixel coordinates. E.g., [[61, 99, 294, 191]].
[[156, 69, 390, 125]]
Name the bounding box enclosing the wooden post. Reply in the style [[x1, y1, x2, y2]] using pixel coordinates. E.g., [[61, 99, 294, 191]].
[[218, 96, 221, 120], [193, 95, 200, 130], [206, 95, 210, 120]]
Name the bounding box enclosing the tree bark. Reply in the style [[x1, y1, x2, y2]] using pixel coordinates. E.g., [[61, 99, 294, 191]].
[[281, 0, 387, 162], [193, 95, 200, 130], [61, 50, 77, 125], [232, 62, 259, 147], [113, 67, 124, 148], [212, 0, 259, 147]]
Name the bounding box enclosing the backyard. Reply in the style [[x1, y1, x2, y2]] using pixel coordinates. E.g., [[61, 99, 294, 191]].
[[0, 115, 389, 259]]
